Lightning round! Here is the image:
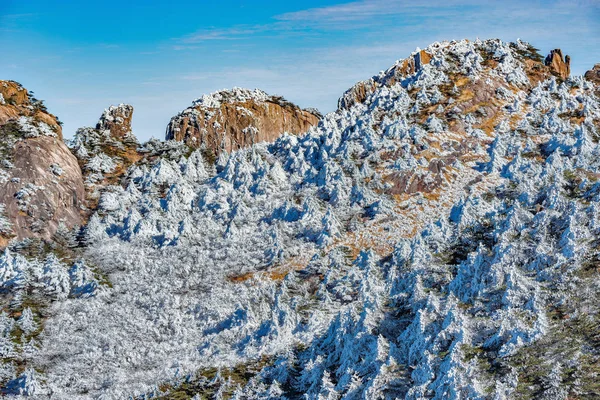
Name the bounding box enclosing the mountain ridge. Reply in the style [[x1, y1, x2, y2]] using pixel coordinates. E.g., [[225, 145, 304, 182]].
[[0, 38, 599, 398]]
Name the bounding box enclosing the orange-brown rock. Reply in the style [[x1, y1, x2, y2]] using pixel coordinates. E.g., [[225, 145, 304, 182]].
[[0, 80, 85, 243], [0, 81, 29, 109], [585, 64, 600, 85], [0, 81, 63, 136], [166, 88, 321, 154], [544, 49, 571, 80], [414, 49, 432, 71], [96, 104, 134, 139]]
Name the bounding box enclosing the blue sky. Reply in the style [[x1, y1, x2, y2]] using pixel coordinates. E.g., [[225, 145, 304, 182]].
[[1, 0, 598, 141]]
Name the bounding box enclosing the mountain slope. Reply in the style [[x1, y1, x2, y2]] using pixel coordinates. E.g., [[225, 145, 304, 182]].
[[0, 39, 599, 399]]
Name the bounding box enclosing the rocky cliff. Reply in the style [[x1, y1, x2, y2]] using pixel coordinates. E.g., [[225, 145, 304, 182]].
[[165, 88, 321, 155], [0, 81, 85, 244]]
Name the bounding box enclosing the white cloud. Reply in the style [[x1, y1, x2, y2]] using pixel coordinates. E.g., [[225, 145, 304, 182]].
[[179, 26, 268, 43]]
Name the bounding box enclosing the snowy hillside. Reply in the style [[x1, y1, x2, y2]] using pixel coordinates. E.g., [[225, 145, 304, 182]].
[[1, 38, 600, 399]]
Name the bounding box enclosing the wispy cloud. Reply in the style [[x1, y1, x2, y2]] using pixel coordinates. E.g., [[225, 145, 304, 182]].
[[180, 26, 268, 43], [275, 0, 599, 32], [172, 0, 598, 49], [274, 0, 480, 23]]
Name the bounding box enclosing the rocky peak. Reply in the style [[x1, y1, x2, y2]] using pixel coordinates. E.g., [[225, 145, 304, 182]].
[[544, 48, 571, 79], [96, 104, 134, 140], [338, 40, 574, 111], [45, 38, 600, 399], [0, 80, 63, 139], [585, 63, 600, 85], [0, 81, 84, 244], [69, 104, 140, 203], [165, 88, 321, 156], [0, 80, 30, 108]]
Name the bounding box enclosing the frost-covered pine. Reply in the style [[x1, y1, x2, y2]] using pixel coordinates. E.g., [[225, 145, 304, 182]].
[[53, 222, 78, 249], [316, 207, 342, 248], [17, 308, 37, 335], [39, 255, 71, 300], [0, 361, 16, 382], [264, 226, 285, 265], [264, 380, 286, 399], [4, 368, 42, 396], [540, 363, 568, 400], [68, 261, 98, 298], [318, 370, 340, 400], [0, 336, 16, 359], [0, 204, 12, 235]]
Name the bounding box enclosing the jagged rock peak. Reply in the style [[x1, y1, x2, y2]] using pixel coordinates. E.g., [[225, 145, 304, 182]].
[[96, 103, 134, 140], [166, 87, 321, 154], [544, 48, 571, 80]]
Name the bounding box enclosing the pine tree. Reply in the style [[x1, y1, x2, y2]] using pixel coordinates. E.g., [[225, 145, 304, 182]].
[[18, 308, 37, 335], [317, 207, 341, 248]]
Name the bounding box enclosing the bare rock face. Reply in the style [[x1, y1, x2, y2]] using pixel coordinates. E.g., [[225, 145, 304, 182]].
[[166, 88, 321, 155], [0, 81, 85, 243], [544, 49, 571, 80], [585, 64, 600, 85]]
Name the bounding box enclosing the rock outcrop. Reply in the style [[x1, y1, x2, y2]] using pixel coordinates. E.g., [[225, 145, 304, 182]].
[[96, 104, 134, 139], [0, 81, 85, 243], [544, 48, 570, 80], [585, 63, 600, 85], [69, 104, 140, 201], [165, 88, 321, 155]]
